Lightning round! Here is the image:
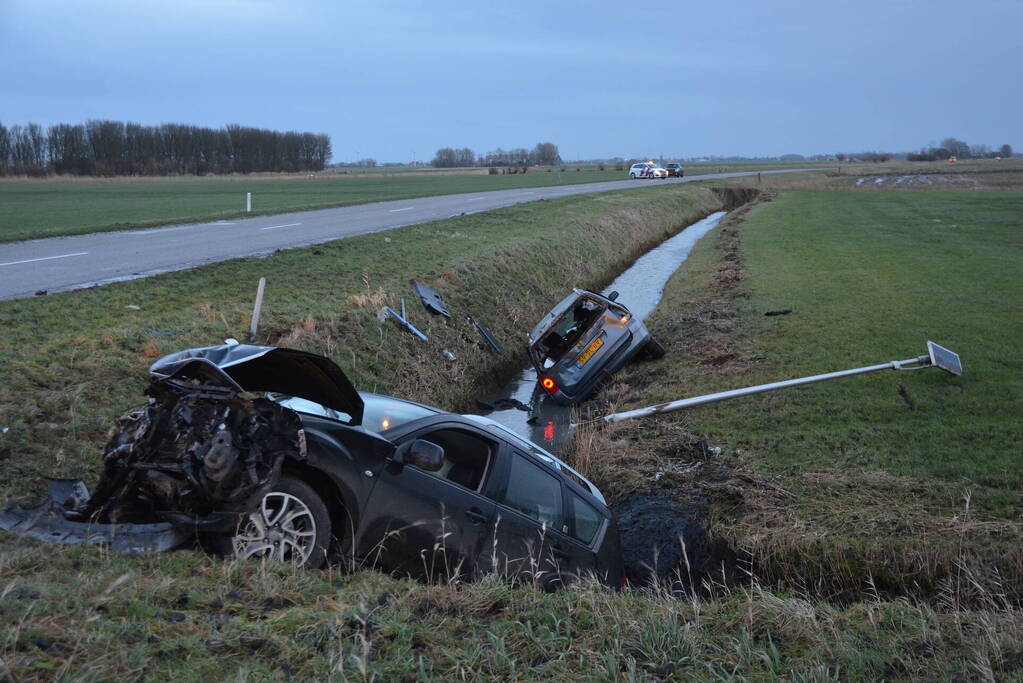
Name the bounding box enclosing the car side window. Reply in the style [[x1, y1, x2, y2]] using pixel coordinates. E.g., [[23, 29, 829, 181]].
[[501, 454, 566, 533], [569, 494, 602, 544], [411, 428, 493, 493]]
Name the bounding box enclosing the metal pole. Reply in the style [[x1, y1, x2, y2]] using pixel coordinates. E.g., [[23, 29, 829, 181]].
[[601, 355, 931, 423]]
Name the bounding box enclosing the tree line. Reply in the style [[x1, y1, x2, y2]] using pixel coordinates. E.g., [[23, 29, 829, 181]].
[[0, 120, 332, 176], [432, 141, 561, 168], [907, 138, 1013, 162]]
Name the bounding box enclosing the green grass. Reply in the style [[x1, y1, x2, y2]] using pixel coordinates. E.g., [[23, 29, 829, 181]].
[[0, 182, 725, 499], [2, 182, 1023, 679], [574, 188, 1023, 601], [0, 170, 608, 242], [0, 163, 828, 243], [2, 540, 1018, 680], [663, 190, 1023, 494]]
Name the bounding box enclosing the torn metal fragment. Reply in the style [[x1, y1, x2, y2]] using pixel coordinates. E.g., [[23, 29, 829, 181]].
[[384, 306, 428, 341], [467, 315, 503, 354], [410, 281, 451, 318]]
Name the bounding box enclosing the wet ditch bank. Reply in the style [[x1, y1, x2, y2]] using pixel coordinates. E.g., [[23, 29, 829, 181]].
[[474, 189, 764, 592]]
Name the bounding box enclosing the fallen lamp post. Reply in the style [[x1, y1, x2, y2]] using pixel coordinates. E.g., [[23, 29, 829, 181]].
[[598, 341, 962, 424]]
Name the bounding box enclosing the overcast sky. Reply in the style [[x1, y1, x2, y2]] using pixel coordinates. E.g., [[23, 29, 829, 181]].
[[2, 1, 1019, 162]]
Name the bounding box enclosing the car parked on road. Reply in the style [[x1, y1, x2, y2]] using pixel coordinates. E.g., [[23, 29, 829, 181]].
[[2, 344, 624, 590], [528, 289, 665, 405], [664, 163, 685, 177], [628, 162, 668, 179]]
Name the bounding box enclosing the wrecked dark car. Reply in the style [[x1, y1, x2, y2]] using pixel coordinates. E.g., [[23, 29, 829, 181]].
[[528, 289, 665, 405], [1, 344, 623, 590]]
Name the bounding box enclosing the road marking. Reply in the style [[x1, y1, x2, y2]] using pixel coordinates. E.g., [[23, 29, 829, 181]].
[[0, 251, 89, 267], [466, 197, 486, 201], [389, 207, 415, 212], [213, 220, 235, 225], [260, 222, 302, 231], [520, 191, 536, 194]]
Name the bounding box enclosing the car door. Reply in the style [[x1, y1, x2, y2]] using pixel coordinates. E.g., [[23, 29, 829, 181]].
[[354, 419, 498, 581], [479, 447, 585, 587]]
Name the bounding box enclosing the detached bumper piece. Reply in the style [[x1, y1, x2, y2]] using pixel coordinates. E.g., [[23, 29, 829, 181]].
[[0, 479, 193, 554]]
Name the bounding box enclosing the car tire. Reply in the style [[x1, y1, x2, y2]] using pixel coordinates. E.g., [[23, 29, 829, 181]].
[[229, 476, 332, 569], [630, 173, 636, 179], [643, 337, 666, 360]]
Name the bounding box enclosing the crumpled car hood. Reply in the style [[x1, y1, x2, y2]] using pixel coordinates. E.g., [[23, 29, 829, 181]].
[[150, 344, 364, 425]]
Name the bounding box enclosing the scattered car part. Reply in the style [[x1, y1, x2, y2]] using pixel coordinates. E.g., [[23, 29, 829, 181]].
[[528, 288, 665, 405], [764, 309, 792, 316], [597, 341, 962, 423], [467, 315, 503, 354], [411, 280, 451, 318], [441, 349, 457, 361], [384, 306, 429, 341]]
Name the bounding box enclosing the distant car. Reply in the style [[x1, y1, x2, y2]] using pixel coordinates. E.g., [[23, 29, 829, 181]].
[[664, 163, 685, 177], [528, 289, 665, 405], [628, 163, 668, 179]]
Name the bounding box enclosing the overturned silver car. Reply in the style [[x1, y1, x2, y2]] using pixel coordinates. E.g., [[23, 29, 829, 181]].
[[528, 289, 665, 405]]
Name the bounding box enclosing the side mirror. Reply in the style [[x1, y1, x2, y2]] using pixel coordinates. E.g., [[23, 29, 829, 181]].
[[607, 291, 619, 301], [398, 439, 445, 472]]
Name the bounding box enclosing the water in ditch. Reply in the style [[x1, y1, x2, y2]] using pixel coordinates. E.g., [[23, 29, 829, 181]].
[[479, 211, 727, 452]]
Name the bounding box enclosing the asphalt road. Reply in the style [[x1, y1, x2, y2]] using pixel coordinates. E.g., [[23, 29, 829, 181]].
[[0, 169, 810, 301]]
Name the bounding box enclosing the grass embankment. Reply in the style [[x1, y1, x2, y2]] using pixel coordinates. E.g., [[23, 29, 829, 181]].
[[0, 183, 724, 499], [4, 545, 1019, 680], [3, 183, 1021, 680], [572, 189, 1023, 601]]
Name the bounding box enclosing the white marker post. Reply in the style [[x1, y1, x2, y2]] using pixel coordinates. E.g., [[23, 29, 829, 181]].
[[246, 192, 252, 212], [249, 277, 266, 342]]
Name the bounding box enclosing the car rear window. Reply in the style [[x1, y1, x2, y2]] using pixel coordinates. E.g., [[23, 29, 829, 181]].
[[535, 298, 605, 365], [501, 455, 566, 532], [569, 494, 603, 544]]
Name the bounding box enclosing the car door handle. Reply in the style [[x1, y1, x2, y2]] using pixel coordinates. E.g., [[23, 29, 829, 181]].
[[465, 508, 490, 524]]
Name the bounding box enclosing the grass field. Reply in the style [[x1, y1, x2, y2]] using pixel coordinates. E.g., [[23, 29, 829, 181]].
[[573, 186, 1023, 601], [2, 177, 1022, 679], [0, 161, 835, 244]]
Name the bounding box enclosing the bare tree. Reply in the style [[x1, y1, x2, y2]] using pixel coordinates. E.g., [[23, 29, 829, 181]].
[[531, 141, 561, 166], [432, 148, 457, 168]]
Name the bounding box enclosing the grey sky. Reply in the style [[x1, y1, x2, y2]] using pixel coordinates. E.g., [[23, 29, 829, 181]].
[[2, 1, 1019, 162]]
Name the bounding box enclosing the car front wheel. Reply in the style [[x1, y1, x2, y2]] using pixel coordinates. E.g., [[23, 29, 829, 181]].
[[232, 476, 332, 569]]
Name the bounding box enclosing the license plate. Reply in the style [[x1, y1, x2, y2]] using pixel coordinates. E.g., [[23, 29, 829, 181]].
[[575, 336, 604, 367]]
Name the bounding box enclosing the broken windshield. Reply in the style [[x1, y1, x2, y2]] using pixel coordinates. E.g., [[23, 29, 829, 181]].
[[534, 297, 605, 366]]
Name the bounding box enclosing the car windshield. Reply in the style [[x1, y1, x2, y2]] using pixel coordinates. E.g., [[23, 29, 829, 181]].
[[273, 392, 440, 433], [535, 297, 605, 364]]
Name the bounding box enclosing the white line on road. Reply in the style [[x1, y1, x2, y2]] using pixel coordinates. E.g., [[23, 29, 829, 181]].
[[466, 197, 487, 201], [389, 207, 415, 213], [259, 222, 303, 231], [0, 252, 89, 267]]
